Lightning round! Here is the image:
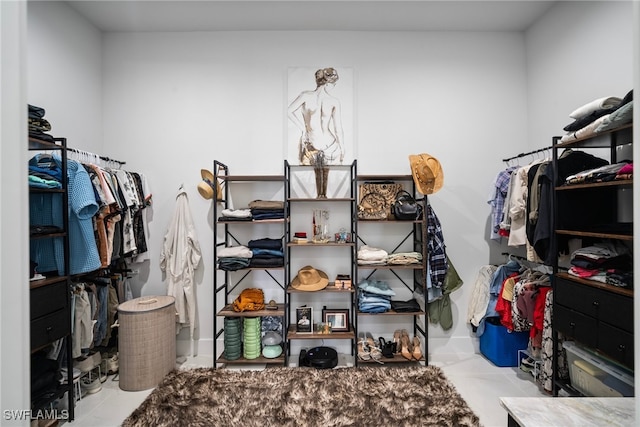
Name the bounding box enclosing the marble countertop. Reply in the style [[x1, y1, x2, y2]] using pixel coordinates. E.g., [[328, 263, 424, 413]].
[[500, 397, 635, 427]]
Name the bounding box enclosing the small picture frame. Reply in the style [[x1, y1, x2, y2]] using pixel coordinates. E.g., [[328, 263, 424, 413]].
[[322, 308, 349, 332], [296, 306, 313, 333]]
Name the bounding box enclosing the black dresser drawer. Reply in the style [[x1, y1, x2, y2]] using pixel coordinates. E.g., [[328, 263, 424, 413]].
[[598, 323, 634, 369], [31, 309, 70, 350], [554, 276, 632, 332], [554, 304, 597, 348], [31, 281, 69, 320]]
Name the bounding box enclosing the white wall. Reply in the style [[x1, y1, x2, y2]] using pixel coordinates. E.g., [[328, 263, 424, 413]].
[[1, 1, 30, 423], [101, 29, 528, 355], [27, 1, 103, 153], [21, 1, 635, 361], [525, 1, 633, 148]]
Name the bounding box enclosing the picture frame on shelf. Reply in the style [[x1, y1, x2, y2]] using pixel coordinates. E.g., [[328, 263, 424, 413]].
[[296, 306, 313, 333], [322, 308, 349, 332]]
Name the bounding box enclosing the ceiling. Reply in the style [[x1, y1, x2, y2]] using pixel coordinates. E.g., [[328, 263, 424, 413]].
[[64, 0, 557, 32]]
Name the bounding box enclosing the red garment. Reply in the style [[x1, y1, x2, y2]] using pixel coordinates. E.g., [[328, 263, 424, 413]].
[[530, 286, 551, 340], [495, 274, 518, 331]]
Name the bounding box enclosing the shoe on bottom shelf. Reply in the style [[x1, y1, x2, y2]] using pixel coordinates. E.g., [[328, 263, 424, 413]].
[[80, 374, 102, 394], [520, 357, 536, 373]]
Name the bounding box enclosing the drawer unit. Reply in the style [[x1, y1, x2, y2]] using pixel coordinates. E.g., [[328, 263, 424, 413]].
[[31, 308, 70, 350], [555, 277, 632, 332], [30, 280, 69, 320], [555, 276, 634, 368], [598, 323, 634, 368], [554, 304, 597, 348]]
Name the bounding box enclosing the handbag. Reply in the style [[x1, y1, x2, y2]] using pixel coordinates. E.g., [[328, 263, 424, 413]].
[[357, 192, 388, 220], [357, 182, 403, 220], [391, 190, 423, 220]]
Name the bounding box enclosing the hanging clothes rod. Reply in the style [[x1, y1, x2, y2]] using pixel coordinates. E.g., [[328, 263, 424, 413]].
[[67, 146, 126, 166], [502, 146, 552, 163]]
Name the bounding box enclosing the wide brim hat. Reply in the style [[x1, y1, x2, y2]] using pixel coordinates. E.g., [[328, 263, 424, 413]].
[[291, 265, 329, 291], [197, 169, 222, 200], [409, 153, 444, 195]]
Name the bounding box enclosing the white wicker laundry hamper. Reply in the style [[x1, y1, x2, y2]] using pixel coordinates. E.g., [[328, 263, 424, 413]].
[[118, 296, 176, 391]]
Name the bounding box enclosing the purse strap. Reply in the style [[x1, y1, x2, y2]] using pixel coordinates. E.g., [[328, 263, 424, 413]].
[[395, 190, 416, 202]]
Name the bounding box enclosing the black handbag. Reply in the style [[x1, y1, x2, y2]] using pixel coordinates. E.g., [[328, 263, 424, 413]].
[[391, 190, 423, 220]]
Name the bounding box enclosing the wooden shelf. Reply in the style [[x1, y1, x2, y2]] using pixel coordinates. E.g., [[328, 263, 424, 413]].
[[286, 241, 355, 247], [555, 229, 633, 241], [357, 263, 424, 270], [357, 174, 413, 181], [286, 284, 354, 294], [216, 354, 285, 365], [555, 272, 633, 298], [28, 137, 64, 150], [29, 276, 69, 290], [358, 218, 424, 223], [556, 179, 632, 191], [358, 310, 426, 316], [219, 175, 284, 181], [217, 218, 286, 224], [217, 303, 285, 317], [358, 354, 424, 364], [286, 325, 355, 340], [553, 123, 633, 149], [287, 197, 355, 202]]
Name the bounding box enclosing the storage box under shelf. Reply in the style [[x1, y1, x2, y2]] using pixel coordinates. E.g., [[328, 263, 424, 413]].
[[564, 341, 634, 397], [479, 317, 529, 367]]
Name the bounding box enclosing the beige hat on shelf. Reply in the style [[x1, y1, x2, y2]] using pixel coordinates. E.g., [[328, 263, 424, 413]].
[[291, 266, 329, 291], [409, 153, 444, 195], [197, 169, 222, 200]]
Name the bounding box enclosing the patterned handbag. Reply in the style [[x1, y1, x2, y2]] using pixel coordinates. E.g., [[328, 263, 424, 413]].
[[357, 182, 403, 220]]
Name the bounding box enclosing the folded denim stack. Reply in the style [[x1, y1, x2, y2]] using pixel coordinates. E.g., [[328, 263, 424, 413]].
[[248, 200, 285, 220], [358, 279, 395, 313], [224, 317, 242, 360], [243, 317, 261, 360], [248, 238, 284, 268], [217, 245, 252, 271]]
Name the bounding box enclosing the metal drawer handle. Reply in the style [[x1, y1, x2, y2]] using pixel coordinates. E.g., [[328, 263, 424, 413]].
[[46, 326, 53, 332], [592, 301, 599, 307], [569, 322, 575, 328], [618, 344, 626, 351]]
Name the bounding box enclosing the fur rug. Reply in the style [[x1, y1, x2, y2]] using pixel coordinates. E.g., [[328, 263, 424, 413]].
[[123, 366, 481, 427]]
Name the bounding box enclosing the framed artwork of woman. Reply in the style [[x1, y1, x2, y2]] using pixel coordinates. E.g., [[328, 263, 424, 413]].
[[286, 67, 354, 198]]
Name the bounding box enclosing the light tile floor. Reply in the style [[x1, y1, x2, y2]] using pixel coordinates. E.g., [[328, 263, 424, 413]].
[[64, 352, 546, 427]]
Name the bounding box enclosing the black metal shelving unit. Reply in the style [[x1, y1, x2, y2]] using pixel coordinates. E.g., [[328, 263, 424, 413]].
[[284, 160, 358, 363], [212, 160, 287, 367], [29, 136, 74, 421], [355, 174, 428, 365], [550, 124, 634, 396]]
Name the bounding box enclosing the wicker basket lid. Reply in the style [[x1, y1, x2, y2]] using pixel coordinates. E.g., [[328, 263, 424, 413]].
[[118, 295, 175, 313]]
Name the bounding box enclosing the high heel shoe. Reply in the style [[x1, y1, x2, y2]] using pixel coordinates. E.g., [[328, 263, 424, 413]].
[[400, 329, 413, 361], [393, 330, 402, 354], [412, 336, 423, 361], [357, 332, 371, 361], [365, 332, 384, 364]]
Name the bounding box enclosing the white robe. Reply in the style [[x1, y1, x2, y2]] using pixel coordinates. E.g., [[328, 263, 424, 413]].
[[160, 187, 202, 345]]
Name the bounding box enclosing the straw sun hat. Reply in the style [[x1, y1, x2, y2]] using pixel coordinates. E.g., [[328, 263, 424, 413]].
[[197, 169, 222, 200]]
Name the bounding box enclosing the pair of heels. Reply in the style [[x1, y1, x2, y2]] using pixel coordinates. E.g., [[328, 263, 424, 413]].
[[396, 329, 423, 361], [357, 332, 384, 364]]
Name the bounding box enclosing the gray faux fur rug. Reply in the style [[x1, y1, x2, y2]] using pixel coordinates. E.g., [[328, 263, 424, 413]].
[[122, 366, 482, 427]]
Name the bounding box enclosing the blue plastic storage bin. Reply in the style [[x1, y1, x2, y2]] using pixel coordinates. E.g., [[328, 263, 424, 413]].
[[480, 317, 530, 367]]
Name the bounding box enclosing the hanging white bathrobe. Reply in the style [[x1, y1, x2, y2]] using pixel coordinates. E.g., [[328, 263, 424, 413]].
[[160, 187, 202, 344]]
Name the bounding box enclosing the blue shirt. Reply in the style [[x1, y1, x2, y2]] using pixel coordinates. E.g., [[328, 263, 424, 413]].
[[30, 156, 101, 275]]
